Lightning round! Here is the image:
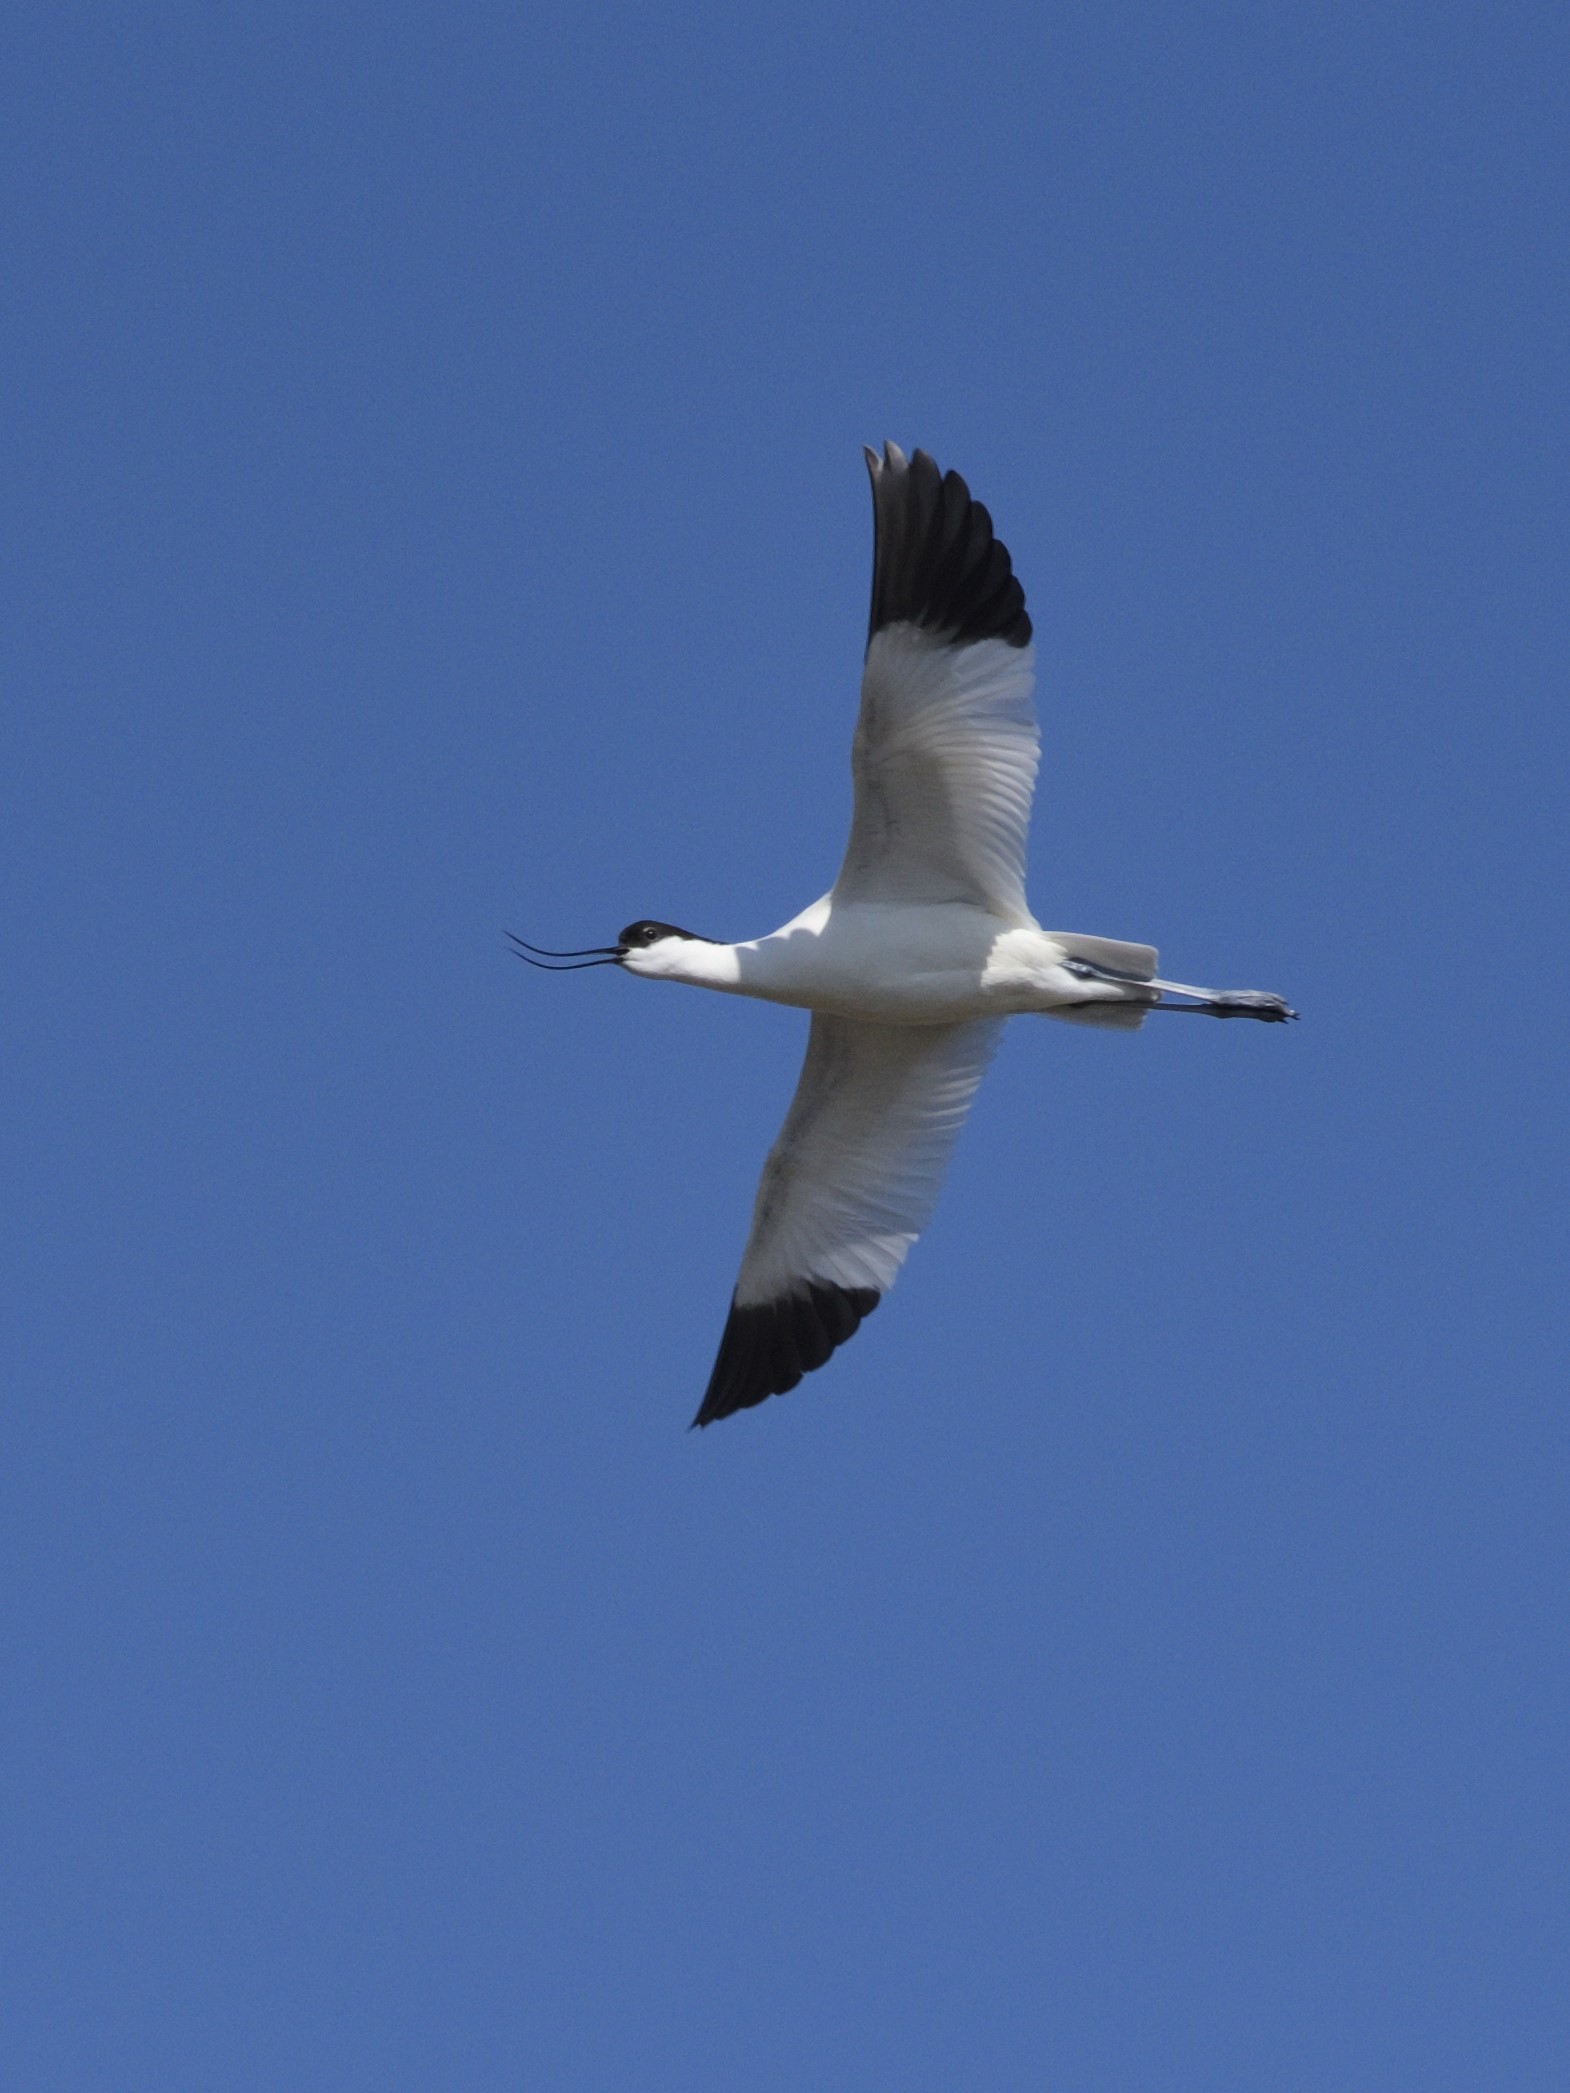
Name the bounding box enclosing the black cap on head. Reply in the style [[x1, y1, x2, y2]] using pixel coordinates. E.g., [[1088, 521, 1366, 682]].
[[618, 920, 706, 948]]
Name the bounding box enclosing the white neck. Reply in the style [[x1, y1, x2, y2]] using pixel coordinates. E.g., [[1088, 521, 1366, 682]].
[[626, 938, 745, 990]]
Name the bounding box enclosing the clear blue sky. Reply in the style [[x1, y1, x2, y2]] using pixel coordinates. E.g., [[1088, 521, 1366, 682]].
[[4, 3, 1566, 2086]]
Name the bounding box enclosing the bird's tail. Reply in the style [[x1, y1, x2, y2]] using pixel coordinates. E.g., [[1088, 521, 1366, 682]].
[[1046, 932, 1160, 1029], [1050, 932, 1158, 978]]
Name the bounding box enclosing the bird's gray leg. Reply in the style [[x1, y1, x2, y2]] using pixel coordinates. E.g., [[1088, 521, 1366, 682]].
[[1147, 976, 1298, 1022], [1061, 957, 1297, 1022]]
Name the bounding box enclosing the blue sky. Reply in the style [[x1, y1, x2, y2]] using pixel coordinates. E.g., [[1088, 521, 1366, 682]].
[[4, 3, 1566, 2086]]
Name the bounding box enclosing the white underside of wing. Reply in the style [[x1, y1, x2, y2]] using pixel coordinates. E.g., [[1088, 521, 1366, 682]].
[[833, 626, 1039, 922], [734, 1013, 1004, 1308]]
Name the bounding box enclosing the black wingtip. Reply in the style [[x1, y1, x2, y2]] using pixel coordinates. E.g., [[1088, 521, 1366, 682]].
[[864, 441, 1031, 652], [691, 1284, 881, 1427]]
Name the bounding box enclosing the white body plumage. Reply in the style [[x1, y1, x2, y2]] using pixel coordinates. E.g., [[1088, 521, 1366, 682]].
[[622, 900, 1155, 1026]]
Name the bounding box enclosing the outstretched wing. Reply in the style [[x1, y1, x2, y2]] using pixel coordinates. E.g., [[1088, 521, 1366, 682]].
[[833, 444, 1039, 923], [694, 1013, 1002, 1426]]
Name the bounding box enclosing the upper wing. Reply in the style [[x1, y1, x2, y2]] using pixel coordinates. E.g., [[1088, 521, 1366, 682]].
[[833, 444, 1039, 922], [694, 1013, 1002, 1426]]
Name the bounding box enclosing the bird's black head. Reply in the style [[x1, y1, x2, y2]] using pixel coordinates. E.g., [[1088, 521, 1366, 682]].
[[509, 920, 714, 975], [617, 920, 706, 949]]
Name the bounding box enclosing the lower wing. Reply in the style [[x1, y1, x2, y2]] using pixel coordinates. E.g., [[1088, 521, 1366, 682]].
[[694, 1013, 1003, 1426]]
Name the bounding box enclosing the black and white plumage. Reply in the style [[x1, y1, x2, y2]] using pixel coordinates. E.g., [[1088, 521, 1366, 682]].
[[699, 1010, 1004, 1423], [516, 444, 1295, 1427]]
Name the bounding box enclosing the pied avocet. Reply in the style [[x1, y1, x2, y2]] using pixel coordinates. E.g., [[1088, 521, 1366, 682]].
[[517, 445, 1294, 1426]]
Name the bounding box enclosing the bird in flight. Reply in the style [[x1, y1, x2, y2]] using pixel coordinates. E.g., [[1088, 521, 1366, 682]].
[[516, 444, 1295, 1427]]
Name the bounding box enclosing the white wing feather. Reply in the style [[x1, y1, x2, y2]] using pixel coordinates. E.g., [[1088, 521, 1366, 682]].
[[832, 626, 1039, 922], [735, 1013, 1004, 1308]]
